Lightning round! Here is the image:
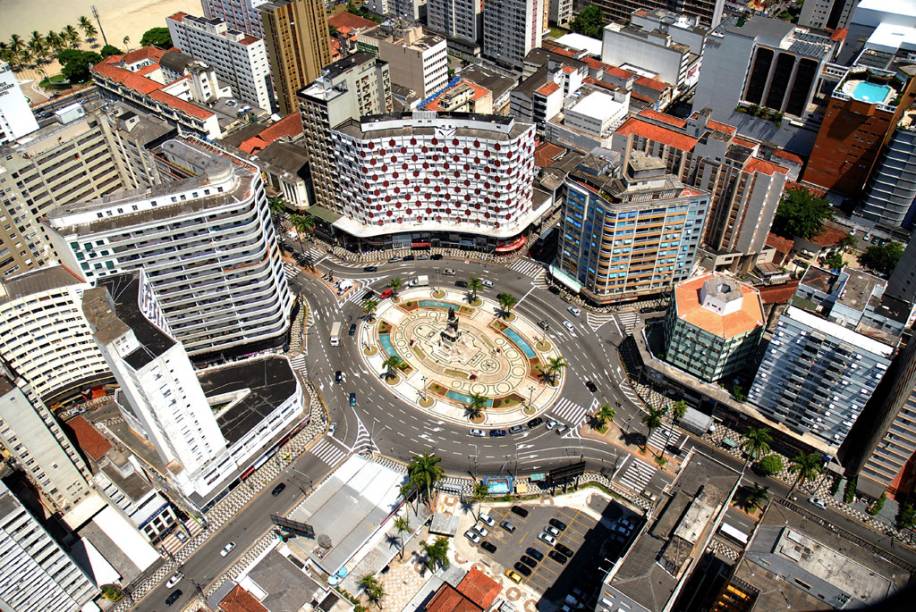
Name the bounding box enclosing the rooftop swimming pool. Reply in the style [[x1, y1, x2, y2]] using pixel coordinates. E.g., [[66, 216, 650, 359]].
[[848, 80, 892, 104]]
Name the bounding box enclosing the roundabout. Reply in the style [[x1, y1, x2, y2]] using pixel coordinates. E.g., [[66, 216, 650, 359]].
[[359, 287, 565, 427]]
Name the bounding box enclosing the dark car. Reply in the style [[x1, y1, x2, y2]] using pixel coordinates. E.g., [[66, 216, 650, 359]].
[[455, 280, 469, 288], [519, 555, 538, 568], [640, 306, 658, 314], [166, 590, 183, 606], [431, 254, 443, 260], [403, 255, 415, 261], [526, 547, 544, 561], [555, 543, 575, 557], [348, 323, 357, 336], [271, 483, 286, 496], [549, 518, 568, 531], [500, 520, 516, 533], [489, 428, 508, 437], [538, 320, 550, 331], [364, 266, 379, 272], [548, 285, 561, 295], [585, 380, 597, 393], [548, 550, 568, 564], [349, 392, 357, 407], [335, 371, 343, 383], [511, 505, 529, 518], [481, 541, 497, 553], [527, 417, 543, 429], [513, 562, 532, 577]]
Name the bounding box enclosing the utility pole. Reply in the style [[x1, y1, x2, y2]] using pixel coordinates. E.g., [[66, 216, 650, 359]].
[[91, 5, 109, 46]]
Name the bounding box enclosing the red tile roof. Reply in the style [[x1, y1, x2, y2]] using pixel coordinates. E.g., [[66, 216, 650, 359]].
[[635, 76, 667, 92], [744, 157, 788, 176], [535, 82, 560, 96], [638, 109, 687, 128], [616, 117, 697, 152], [66, 416, 112, 462], [328, 11, 379, 31], [457, 568, 501, 609], [149, 89, 214, 119], [758, 280, 800, 305], [169, 12, 187, 22], [731, 136, 758, 149], [426, 79, 490, 112], [240, 114, 304, 154], [122, 47, 165, 65], [772, 149, 803, 165], [583, 57, 632, 80], [810, 222, 849, 248], [239, 35, 259, 46], [681, 186, 706, 197], [426, 584, 482, 612], [218, 585, 267, 612], [706, 119, 737, 135], [766, 232, 794, 254], [831, 27, 848, 42], [674, 273, 764, 339], [545, 44, 580, 58], [93, 60, 162, 94], [535, 142, 567, 167]]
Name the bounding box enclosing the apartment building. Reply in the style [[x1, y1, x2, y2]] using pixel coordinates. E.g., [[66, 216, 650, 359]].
[[858, 111, 916, 229], [0, 481, 98, 611], [427, 0, 484, 53], [167, 12, 275, 112], [591, 0, 725, 29], [299, 53, 393, 211], [549, 0, 573, 29], [359, 25, 449, 99], [0, 62, 38, 145], [887, 232, 916, 303], [100, 103, 176, 190], [799, 0, 857, 30], [483, 0, 546, 71], [47, 138, 293, 357], [202, 0, 269, 38], [260, 0, 331, 115], [364, 0, 426, 20], [555, 153, 709, 304]]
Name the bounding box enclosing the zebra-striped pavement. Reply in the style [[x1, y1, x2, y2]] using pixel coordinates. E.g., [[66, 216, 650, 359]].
[[647, 427, 682, 453], [586, 311, 617, 332], [617, 457, 656, 493], [352, 417, 377, 456], [309, 437, 349, 467], [337, 276, 384, 306], [549, 397, 597, 426], [616, 311, 640, 334]]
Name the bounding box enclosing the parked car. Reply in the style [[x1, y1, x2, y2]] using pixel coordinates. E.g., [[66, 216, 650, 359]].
[[555, 543, 575, 558], [527, 417, 543, 429], [513, 562, 532, 577], [526, 547, 544, 561], [388, 256, 402, 263], [585, 380, 597, 393], [556, 424, 570, 436], [509, 424, 525, 434], [538, 531, 557, 546], [335, 370, 343, 383], [455, 279, 469, 288], [549, 518, 568, 532], [464, 529, 481, 544], [489, 428, 507, 437], [271, 483, 286, 496], [808, 497, 827, 510], [220, 542, 236, 557], [431, 254, 443, 260], [549, 550, 568, 564], [562, 320, 576, 334], [481, 541, 497, 553], [519, 555, 538, 568], [545, 525, 560, 537], [479, 513, 495, 527], [504, 569, 523, 584], [545, 419, 558, 430], [511, 505, 529, 518], [469, 428, 486, 437], [475, 525, 489, 537], [364, 266, 378, 272], [403, 255, 415, 261], [166, 573, 183, 588], [567, 306, 581, 317], [165, 590, 183, 606], [328, 422, 336, 435], [500, 520, 516, 533], [417, 254, 430, 260]]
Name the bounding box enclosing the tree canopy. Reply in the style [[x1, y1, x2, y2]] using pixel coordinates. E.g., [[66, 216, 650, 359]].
[[140, 27, 172, 49], [859, 241, 904, 277], [58, 49, 102, 83], [100, 44, 122, 57], [571, 5, 604, 38], [772, 187, 833, 239]]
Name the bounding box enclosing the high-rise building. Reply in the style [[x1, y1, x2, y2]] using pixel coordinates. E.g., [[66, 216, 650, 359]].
[[299, 53, 393, 211], [555, 153, 709, 304], [328, 112, 538, 248], [364, 0, 426, 20], [47, 138, 294, 357], [359, 25, 449, 98], [549, 0, 573, 28], [202, 0, 269, 38], [260, 0, 332, 115], [0, 481, 98, 611], [693, 15, 838, 121], [0, 363, 94, 514], [100, 103, 175, 190], [427, 0, 485, 52], [0, 62, 38, 145], [798, 0, 857, 31], [0, 266, 110, 404], [611, 108, 789, 270], [887, 232, 916, 303], [749, 267, 908, 446], [591, 0, 725, 29], [483, 0, 546, 71], [804, 66, 916, 196], [858, 111, 916, 229], [663, 273, 764, 383], [167, 12, 275, 112]]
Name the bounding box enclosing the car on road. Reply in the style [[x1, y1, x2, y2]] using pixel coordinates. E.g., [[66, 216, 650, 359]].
[[388, 256, 402, 263], [166, 573, 183, 588], [538, 320, 550, 331], [519, 555, 538, 568], [482, 279, 494, 288], [455, 280, 469, 288], [469, 428, 486, 437], [639, 306, 657, 314], [508, 424, 525, 434], [348, 323, 357, 336], [335, 371, 343, 383], [443, 268, 456, 275], [364, 266, 378, 272], [504, 569, 523, 584], [567, 306, 581, 317], [500, 520, 516, 533], [549, 518, 568, 531], [545, 525, 560, 537], [526, 547, 544, 561], [538, 531, 557, 546], [555, 543, 575, 558], [585, 380, 597, 393], [349, 392, 357, 407], [165, 590, 183, 606], [527, 417, 543, 429], [271, 483, 286, 496], [556, 423, 569, 435], [479, 513, 495, 527], [548, 550, 568, 564], [545, 418, 558, 430], [489, 428, 507, 437], [417, 254, 430, 260], [563, 320, 576, 334], [403, 255, 415, 261], [464, 529, 481, 544], [511, 505, 529, 518], [379, 288, 394, 299], [220, 542, 236, 557], [431, 254, 443, 260], [808, 497, 827, 510], [548, 286, 561, 295], [513, 562, 533, 577], [328, 423, 336, 435], [481, 541, 497, 553]]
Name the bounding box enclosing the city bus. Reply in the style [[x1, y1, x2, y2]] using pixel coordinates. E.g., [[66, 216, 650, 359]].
[[330, 321, 342, 346]]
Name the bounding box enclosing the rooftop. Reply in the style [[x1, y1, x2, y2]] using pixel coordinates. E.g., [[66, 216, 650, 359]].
[[456, 567, 501, 609], [568, 91, 627, 121], [246, 550, 327, 611], [0, 265, 85, 307], [65, 416, 113, 462], [426, 584, 483, 612], [615, 117, 698, 152], [327, 11, 378, 31], [238, 113, 303, 154], [459, 66, 516, 101], [255, 140, 310, 176], [674, 273, 764, 339], [218, 584, 268, 612]]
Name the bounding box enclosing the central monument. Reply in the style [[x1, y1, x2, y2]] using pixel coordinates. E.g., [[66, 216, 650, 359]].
[[439, 307, 462, 347]]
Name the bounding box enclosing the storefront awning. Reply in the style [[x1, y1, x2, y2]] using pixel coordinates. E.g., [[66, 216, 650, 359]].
[[495, 235, 527, 253], [549, 264, 582, 293]]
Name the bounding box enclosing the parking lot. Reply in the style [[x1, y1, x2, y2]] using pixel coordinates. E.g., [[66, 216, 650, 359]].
[[468, 497, 642, 607]]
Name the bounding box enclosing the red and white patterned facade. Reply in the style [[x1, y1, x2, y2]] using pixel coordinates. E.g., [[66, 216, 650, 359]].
[[329, 112, 539, 238]]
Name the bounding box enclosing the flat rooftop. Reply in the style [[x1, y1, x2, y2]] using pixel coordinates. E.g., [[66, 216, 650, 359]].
[[0, 265, 85, 306], [245, 550, 327, 611]]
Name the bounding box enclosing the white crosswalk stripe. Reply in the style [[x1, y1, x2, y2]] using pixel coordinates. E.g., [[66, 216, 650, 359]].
[[618, 458, 656, 493], [288, 355, 307, 373], [531, 269, 548, 287], [310, 438, 348, 466], [619, 379, 642, 405], [283, 262, 299, 279], [616, 312, 640, 334], [549, 398, 597, 426], [647, 427, 681, 452], [586, 311, 617, 332], [509, 258, 545, 278], [337, 276, 383, 306]]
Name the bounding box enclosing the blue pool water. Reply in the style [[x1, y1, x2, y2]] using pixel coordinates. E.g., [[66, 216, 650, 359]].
[[484, 477, 513, 494], [852, 81, 891, 103], [446, 390, 494, 407], [502, 327, 536, 358], [378, 333, 399, 357], [419, 300, 458, 309]]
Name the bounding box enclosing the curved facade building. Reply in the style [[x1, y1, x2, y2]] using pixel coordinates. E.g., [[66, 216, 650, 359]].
[[47, 139, 293, 356], [329, 112, 539, 245]]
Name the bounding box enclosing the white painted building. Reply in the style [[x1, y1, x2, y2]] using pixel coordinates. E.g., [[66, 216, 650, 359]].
[[799, 0, 857, 30], [202, 0, 269, 38], [364, 0, 426, 20], [0, 62, 38, 145], [47, 138, 293, 357], [359, 25, 449, 99], [167, 12, 274, 112], [483, 0, 546, 70], [549, 0, 574, 29]]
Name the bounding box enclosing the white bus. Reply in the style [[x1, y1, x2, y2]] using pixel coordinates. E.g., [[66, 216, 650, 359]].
[[330, 322, 342, 346]]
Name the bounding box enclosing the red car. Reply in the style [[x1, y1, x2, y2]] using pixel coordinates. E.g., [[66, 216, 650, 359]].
[[379, 288, 394, 300]]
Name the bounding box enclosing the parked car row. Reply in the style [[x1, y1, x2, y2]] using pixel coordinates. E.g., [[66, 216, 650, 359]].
[[486, 508, 576, 584], [468, 416, 549, 437]]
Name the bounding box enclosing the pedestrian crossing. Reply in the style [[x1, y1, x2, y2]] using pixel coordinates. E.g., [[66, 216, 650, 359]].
[[284, 262, 299, 279], [549, 397, 597, 426], [509, 258, 546, 279], [309, 437, 349, 467], [647, 427, 681, 453], [618, 457, 656, 493], [618, 379, 641, 406], [288, 354, 307, 375], [586, 311, 617, 332], [338, 276, 383, 306], [616, 311, 640, 334], [353, 417, 377, 456]]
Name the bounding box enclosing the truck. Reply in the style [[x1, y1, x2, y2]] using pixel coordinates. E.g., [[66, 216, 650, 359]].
[[330, 322, 342, 347], [410, 275, 429, 287]]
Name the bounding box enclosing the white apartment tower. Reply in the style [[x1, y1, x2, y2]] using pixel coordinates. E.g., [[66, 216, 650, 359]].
[[202, 0, 268, 38], [47, 138, 294, 357], [0, 364, 94, 514], [799, 0, 857, 30], [167, 12, 275, 112], [427, 0, 484, 49], [0, 481, 98, 611], [483, 0, 545, 71], [0, 62, 38, 145]]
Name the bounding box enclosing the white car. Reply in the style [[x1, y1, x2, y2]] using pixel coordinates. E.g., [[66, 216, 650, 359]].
[[479, 513, 495, 527], [475, 525, 489, 537], [545, 419, 558, 430], [220, 542, 236, 557], [545, 525, 560, 537], [469, 428, 486, 437], [538, 531, 557, 546], [464, 529, 481, 544], [562, 320, 576, 335], [567, 306, 581, 317], [808, 497, 827, 510], [166, 573, 184, 588], [482, 279, 494, 288]]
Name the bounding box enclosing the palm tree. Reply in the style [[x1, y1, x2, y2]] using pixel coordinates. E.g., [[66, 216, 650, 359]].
[[362, 298, 379, 322], [496, 292, 518, 319], [289, 213, 315, 253], [544, 356, 568, 385], [470, 480, 489, 519], [641, 407, 666, 453], [667, 399, 687, 447], [740, 427, 772, 467], [28, 32, 46, 65], [466, 393, 487, 420], [45, 31, 64, 55], [78, 16, 97, 42], [593, 403, 616, 430], [467, 277, 483, 302], [419, 536, 450, 571], [407, 452, 443, 507], [122, 35, 131, 51], [788, 452, 823, 495], [393, 515, 410, 559], [63, 25, 81, 48], [8, 35, 25, 60], [399, 480, 420, 515], [388, 276, 403, 298], [268, 195, 286, 227], [737, 483, 770, 513], [382, 355, 403, 380], [358, 575, 384, 609]]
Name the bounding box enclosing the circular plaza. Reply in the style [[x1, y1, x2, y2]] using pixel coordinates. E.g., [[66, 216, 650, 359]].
[[358, 287, 565, 427]]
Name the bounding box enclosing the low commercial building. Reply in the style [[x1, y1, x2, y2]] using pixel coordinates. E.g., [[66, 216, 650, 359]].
[[664, 273, 764, 383], [461, 65, 516, 113], [545, 89, 630, 150], [254, 140, 312, 209], [421, 78, 493, 114]]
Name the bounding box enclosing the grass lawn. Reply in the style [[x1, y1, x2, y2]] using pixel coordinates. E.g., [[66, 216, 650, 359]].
[[40, 74, 70, 89]]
